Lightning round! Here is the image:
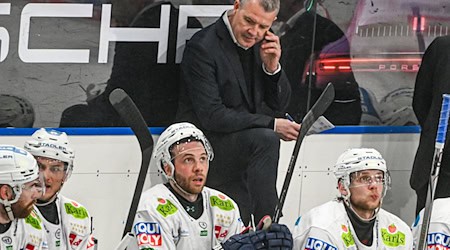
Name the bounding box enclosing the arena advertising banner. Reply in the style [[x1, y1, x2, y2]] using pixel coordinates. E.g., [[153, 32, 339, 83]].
[[1, 0, 448, 128]]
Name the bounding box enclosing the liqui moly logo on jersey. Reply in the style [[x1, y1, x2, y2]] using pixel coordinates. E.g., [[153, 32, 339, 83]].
[[428, 232, 450, 249], [305, 237, 337, 250], [134, 222, 162, 247]]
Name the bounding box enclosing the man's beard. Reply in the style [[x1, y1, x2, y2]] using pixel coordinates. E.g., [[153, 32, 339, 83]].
[[174, 172, 204, 195], [11, 200, 35, 219]]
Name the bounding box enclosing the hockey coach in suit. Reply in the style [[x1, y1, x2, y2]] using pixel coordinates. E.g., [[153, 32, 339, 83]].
[[411, 35, 450, 215], [176, 0, 300, 225]]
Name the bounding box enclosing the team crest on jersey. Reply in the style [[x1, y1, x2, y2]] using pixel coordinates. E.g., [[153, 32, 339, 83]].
[[381, 224, 405, 247], [156, 199, 178, 217], [65, 202, 89, 219], [210, 195, 234, 211], [305, 237, 337, 250], [25, 211, 42, 230], [426, 232, 450, 249], [215, 214, 232, 227], [134, 222, 162, 247], [340, 224, 355, 247], [214, 225, 229, 240]]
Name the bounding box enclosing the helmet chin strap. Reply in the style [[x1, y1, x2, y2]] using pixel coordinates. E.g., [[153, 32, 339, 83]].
[[167, 172, 198, 199], [3, 201, 15, 221], [342, 186, 382, 222]]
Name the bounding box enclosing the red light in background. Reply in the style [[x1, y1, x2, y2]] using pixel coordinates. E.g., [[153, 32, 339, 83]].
[[412, 16, 425, 31]]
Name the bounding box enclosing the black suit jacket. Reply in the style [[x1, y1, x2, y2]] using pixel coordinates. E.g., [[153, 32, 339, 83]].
[[411, 35, 450, 193], [176, 13, 291, 134]]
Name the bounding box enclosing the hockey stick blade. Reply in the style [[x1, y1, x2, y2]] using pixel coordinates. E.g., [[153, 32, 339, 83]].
[[109, 88, 154, 237], [273, 82, 335, 223], [417, 94, 450, 250]]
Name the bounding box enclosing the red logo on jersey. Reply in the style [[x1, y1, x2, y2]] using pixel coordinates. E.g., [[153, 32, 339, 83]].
[[87, 235, 96, 249], [69, 233, 82, 247], [218, 194, 226, 200], [25, 244, 35, 250], [388, 224, 397, 233], [341, 225, 348, 232], [214, 225, 229, 240], [71, 201, 80, 207], [157, 198, 166, 204]]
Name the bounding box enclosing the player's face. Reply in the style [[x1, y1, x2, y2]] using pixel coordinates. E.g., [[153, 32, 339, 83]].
[[36, 156, 66, 202], [12, 179, 44, 218], [348, 170, 384, 218], [230, 0, 277, 48], [171, 141, 209, 194]]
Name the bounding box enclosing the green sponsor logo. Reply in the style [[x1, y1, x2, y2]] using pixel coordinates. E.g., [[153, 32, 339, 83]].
[[157, 199, 178, 217], [25, 212, 42, 230], [200, 230, 208, 236], [341, 230, 355, 247], [6, 246, 12, 250], [381, 226, 406, 247], [210, 196, 234, 211], [65, 203, 89, 219], [56, 240, 60, 247]]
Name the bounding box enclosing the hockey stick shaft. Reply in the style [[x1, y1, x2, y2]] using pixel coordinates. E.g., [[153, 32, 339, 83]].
[[417, 94, 450, 250], [109, 88, 154, 237], [273, 83, 335, 223]]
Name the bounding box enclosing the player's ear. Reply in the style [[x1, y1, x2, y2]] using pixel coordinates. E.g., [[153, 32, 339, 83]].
[[0, 185, 13, 201], [163, 163, 173, 177], [337, 180, 348, 195]]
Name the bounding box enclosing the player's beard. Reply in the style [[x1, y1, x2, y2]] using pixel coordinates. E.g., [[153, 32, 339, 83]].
[[174, 171, 204, 195], [11, 199, 35, 218]]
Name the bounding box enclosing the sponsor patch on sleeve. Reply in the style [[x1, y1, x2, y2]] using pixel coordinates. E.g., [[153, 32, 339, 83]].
[[134, 222, 163, 247], [210, 195, 235, 211], [156, 198, 178, 217], [305, 237, 337, 250], [381, 224, 406, 247]]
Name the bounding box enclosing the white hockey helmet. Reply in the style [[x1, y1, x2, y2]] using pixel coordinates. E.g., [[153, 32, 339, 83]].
[[0, 94, 35, 127], [334, 148, 391, 199], [24, 128, 75, 180], [154, 122, 213, 180], [0, 145, 40, 204], [334, 148, 387, 180]]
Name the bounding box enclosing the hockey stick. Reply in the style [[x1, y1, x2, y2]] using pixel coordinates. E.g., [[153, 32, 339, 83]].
[[417, 94, 450, 250], [273, 82, 335, 223], [109, 88, 154, 237]]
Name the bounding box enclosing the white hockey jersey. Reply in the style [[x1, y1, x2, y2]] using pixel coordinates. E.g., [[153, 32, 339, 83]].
[[293, 200, 413, 249], [412, 197, 450, 249], [34, 195, 94, 250], [0, 208, 47, 250], [131, 184, 244, 249]]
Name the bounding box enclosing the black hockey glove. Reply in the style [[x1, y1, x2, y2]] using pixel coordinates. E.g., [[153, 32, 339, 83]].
[[221, 223, 293, 250]]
